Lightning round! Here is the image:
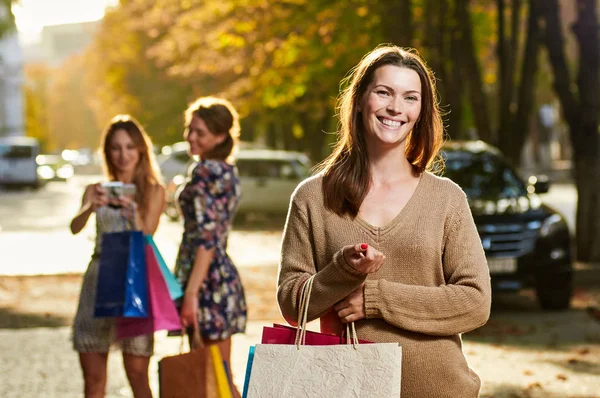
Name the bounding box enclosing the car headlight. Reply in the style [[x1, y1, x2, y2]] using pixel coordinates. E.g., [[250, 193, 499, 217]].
[[37, 165, 55, 180], [540, 214, 566, 237], [56, 164, 74, 179]]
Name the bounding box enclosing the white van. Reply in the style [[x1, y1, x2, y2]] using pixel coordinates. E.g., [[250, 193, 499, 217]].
[[0, 136, 40, 188]]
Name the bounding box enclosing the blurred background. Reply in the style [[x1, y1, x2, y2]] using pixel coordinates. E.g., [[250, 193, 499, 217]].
[[1, 1, 600, 397]]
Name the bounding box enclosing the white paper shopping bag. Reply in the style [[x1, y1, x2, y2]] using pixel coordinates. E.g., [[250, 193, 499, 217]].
[[244, 275, 402, 398]]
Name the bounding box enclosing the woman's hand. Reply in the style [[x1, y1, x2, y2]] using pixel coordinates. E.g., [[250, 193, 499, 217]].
[[88, 183, 108, 211], [180, 292, 199, 329], [334, 284, 366, 324], [118, 196, 139, 221], [342, 243, 385, 274]]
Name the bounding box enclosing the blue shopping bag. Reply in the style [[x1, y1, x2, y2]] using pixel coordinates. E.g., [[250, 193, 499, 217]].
[[241, 346, 255, 398], [144, 235, 183, 300], [94, 230, 149, 317]]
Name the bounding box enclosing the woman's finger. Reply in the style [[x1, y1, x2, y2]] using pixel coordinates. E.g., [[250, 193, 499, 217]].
[[337, 307, 352, 319], [341, 314, 356, 324], [356, 243, 368, 254], [333, 299, 348, 312]]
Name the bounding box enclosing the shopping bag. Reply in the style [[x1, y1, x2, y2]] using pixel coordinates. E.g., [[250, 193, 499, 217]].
[[94, 230, 148, 318], [144, 235, 183, 300], [241, 346, 255, 398], [209, 345, 233, 398], [158, 329, 232, 398], [262, 323, 373, 345], [244, 275, 402, 398], [115, 244, 181, 339]]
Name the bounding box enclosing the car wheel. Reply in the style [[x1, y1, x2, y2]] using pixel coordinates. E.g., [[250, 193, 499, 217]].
[[535, 272, 573, 311]]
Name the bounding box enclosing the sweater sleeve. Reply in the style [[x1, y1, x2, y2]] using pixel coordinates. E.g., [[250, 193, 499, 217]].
[[363, 192, 491, 336], [276, 192, 367, 326]]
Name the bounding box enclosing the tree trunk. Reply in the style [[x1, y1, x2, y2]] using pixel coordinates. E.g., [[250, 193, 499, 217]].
[[501, 0, 540, 164], [497, 0, 523, 152], [455, 0, 493, 143], [423, 0, 459, 139], [379, 0, 413, 46], [538, 0, 600, 262], [447, 0, 466, 139], [298, 111, 329, 163], [573, 157, 600, 261], [497, 0, 509, 137]]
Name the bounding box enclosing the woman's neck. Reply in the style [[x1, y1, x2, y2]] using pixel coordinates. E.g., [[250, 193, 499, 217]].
[[114, 171, 134, 184], [367, 142, 414, 184]]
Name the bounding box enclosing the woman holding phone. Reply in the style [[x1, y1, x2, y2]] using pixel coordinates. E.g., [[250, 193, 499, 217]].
[[69, 114, 165, 398]]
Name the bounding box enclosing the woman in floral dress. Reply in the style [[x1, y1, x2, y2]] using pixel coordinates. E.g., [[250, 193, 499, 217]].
[[174, 96, 247, 398]]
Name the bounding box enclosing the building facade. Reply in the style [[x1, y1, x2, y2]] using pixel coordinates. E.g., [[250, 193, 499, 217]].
[[0, 4, 24, 138]]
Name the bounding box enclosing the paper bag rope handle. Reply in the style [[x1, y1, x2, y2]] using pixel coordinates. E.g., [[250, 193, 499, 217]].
[[294, 274, 359, 350]]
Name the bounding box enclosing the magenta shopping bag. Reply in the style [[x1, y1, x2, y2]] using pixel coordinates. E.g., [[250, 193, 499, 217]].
[[116, 244, 181, 339], [261, 323, 372, 345]]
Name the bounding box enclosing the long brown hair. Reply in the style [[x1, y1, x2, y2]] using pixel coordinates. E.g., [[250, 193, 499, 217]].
[[318, 44, 444, 217], [184, 96, 240, 161], [100, 114, 163, 215]]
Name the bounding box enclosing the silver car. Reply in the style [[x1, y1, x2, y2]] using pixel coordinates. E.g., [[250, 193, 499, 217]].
[[159, 142, 312, 221]]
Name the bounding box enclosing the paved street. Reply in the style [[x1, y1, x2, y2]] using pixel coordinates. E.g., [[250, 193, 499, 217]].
[[0, 175, 579, 276], [2, 176, 600, 397], [0, 176, 284, 276]]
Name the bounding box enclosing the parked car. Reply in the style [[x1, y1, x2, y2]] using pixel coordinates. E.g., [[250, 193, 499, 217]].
[[36, 154, 75, 183], [440, 140, 573, 310], [160, 142, 312, 221], [0, 136, 40, 188]]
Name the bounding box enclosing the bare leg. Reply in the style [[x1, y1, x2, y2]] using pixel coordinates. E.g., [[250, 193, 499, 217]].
[[79, 352, 109, 398], [204, 337, 242, 398], [123, 353, 152, 398]]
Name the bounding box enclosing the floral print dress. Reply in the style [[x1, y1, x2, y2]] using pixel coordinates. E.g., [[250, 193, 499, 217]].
[[174, 159, 247, 340]]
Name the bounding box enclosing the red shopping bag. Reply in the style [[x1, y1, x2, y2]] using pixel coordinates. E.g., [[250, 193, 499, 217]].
[[261, 323, 372, 345], [116, 244, 181, 339]]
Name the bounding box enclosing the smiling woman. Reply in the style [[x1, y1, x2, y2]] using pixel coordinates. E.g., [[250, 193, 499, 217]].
[[360, 65, 422, 151], [276, 44, 491, 398]]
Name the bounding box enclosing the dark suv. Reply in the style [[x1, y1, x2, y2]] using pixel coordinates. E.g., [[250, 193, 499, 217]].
[[440, 141, 573, 310]]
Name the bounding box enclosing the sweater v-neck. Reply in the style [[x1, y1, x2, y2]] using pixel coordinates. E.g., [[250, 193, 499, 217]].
[[354, 171, 429, 236]]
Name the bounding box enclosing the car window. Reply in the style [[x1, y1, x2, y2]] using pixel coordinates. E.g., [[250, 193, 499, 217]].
[[173, 151, 191, 164], [290, 159, 311, 178], [0, 145, 33, 159], [237, 159, 300, 179], [442, 150, 528, 199]]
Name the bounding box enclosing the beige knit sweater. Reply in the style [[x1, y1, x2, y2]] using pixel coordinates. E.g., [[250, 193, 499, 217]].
[[277, 171, 491, 398]]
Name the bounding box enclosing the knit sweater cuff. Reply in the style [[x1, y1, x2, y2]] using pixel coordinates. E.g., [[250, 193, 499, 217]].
[[333, 250, 365, 277], [364, 279, 382, 318]]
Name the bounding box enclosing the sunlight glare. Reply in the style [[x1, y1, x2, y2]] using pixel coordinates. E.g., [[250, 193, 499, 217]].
[[12, 0, 119, 34]]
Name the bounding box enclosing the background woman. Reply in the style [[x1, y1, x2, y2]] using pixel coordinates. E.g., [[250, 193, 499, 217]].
[[70, 115, 165, 398], [175, 97, 247, 398]]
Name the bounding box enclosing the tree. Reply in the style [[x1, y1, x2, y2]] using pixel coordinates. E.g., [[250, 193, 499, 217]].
[[144, 0, 382, 160], [495, 0, 542, 165], [538, 0, 600, 261], [23, 64, 52, 150], [46, 55, 98, 149], [83, 1, 192, 147], [454, 0, 493, 143], [0, 0, 16, 39]]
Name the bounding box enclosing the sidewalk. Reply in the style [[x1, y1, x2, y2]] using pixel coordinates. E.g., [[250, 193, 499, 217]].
[[0, 265, 285, 398], [2, 266, 600, 397], [0, 321, 277, 398]]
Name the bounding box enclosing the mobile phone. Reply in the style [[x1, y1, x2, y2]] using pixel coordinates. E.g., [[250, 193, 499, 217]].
[[102, 182, 136, 201]]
